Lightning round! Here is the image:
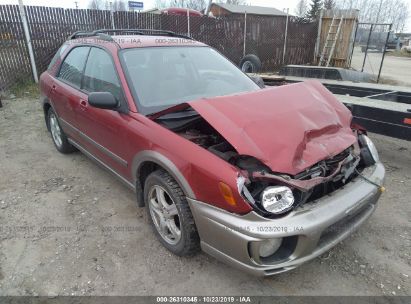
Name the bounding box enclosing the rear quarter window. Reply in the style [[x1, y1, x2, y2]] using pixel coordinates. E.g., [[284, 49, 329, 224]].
[[47, 44, 68, 71]]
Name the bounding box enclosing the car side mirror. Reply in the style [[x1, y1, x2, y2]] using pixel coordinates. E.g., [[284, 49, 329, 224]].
[[88, 92, 118, 110]]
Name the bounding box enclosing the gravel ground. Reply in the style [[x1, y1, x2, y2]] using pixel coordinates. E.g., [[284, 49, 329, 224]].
[[0, 96, 410, 296]]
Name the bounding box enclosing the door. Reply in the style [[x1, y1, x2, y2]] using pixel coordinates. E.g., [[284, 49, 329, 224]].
[[74, 47, 131, 178], [51, 46, 90, 139]]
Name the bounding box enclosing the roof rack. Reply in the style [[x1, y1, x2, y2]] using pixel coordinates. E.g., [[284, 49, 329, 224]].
[[68, 29, 193, 41]]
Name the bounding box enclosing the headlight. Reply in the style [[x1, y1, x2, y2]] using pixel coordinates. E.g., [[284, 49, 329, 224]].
[[261, 186, 294, 214], [359, 134, 379, 164]]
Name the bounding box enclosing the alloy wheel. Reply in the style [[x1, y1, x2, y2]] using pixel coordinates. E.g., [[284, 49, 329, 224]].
[[148, 185, 181, 245]]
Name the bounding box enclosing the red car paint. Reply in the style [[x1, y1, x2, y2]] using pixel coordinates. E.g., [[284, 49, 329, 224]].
[[40, 36, 354, 216], [188, 80, 356, 175]]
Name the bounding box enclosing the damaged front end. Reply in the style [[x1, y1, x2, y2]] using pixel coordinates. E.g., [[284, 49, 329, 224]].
[[151, 81, 381, 217], [238, 144, 364, 217]]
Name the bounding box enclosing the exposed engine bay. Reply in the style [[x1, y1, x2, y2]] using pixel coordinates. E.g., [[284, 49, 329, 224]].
[[156, 111, 365, 218]]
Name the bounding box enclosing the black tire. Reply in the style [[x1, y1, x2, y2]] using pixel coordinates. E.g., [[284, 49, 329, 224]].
[[47, 108, 76, 154], [240, 54, 262, 73], [144, 169, 200, 256]]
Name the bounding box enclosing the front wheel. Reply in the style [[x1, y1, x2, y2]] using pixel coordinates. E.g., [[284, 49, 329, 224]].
[[144, 170, 200, 256]]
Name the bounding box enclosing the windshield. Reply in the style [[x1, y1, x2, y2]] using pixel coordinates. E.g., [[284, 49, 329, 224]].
[[120, 46, 260, 115]]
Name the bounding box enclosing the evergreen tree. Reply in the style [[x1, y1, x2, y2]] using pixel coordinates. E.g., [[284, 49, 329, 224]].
[[306, 0, 323, 21], [324, 0, 335, 10]]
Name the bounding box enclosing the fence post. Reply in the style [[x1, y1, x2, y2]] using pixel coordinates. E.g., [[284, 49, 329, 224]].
[[347, 20, 359, 68], [361, 23, 374, 72], [18, 0, 38, 83], [282, 8, 289, 64], [187, 9, 190, 37], [377, 23, 392, 83], [110, 2, 115, 29], [243, 11, 247, 57]]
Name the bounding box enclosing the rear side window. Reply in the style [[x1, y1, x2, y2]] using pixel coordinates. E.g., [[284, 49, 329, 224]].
[[82, 47, 123, 102], [58, 46, 90, 88]]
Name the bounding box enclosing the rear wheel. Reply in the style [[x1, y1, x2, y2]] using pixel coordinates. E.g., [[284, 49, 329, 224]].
[[144, 169, 200, 256], [47, 108, 75, 154]]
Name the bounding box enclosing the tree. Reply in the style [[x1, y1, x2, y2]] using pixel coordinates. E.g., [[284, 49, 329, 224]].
[[156, 0, 208, 10], [112, 0, 127, 11], [306, 0, 323, 21], [223, 0, 246, 4], [295, 0, 308, 17], [334, 0, 409, 33], [88, 0, 105, 10], [324, 0, 335, 10]]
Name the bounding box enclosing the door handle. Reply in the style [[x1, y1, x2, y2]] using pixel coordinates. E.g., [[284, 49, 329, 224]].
[[80, 99, 88, 107]]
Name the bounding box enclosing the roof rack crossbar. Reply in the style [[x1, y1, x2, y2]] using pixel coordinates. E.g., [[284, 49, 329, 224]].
[[68, 29, 193, 41]]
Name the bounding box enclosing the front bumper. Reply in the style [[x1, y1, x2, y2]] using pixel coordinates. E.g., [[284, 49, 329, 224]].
[[188, 163, 385, 276]]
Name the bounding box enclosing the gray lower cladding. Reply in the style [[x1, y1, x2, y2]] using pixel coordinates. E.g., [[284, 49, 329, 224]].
[[187, 162, 385, 276]]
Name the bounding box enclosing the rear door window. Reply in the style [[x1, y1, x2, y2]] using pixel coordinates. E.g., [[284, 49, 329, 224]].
[[82, 47, 123, 103], [58, 46, 90, 88]]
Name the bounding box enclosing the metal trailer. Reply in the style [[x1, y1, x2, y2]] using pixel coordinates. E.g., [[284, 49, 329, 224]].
[[258, 75, 411, 141]]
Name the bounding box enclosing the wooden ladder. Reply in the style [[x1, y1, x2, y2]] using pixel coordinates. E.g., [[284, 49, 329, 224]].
[[318, 14, 344, 67]]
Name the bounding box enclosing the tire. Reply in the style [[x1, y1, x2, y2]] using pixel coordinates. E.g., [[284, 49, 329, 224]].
[[144, 169, 200, 256], [47, 108, 76, 154], [240, 54, 262, 73]]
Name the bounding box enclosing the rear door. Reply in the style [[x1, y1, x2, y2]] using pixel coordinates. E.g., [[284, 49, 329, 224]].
[[51, 46, 90, 139], [74, 46, 131, 179]]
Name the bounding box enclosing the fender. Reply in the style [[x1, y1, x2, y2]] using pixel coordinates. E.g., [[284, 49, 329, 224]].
[[132, 150, 196, 206]]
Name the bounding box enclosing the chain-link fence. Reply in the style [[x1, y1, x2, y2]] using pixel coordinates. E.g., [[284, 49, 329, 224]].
[[0, 5, 320, 92], [349, 22, 393, 82]]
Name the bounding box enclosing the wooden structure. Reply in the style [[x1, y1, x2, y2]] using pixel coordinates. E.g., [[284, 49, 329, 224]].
[[316, 9, 359, 68]]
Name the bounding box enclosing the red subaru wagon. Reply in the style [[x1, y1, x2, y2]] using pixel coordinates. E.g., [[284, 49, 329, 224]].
[[40, 29, 385, 276]]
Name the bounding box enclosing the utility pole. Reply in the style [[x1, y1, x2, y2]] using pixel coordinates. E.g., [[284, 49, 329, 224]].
[[18, 0, 38, 83]]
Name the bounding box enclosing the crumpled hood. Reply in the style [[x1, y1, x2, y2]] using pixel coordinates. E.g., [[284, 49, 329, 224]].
[[188, 80, 356, 175]]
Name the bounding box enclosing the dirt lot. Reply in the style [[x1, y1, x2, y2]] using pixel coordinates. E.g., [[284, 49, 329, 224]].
[[0, 95, 410, 296], [351, 46, 411, 86]]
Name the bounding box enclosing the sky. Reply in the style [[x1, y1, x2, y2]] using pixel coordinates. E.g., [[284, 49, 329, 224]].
[[1, 0, 411, 30]]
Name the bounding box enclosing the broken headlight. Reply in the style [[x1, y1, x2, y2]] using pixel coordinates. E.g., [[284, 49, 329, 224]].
[[260, 186, 294, 214], [359, 135, 379, 165]]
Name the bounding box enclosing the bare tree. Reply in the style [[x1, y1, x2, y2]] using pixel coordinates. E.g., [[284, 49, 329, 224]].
[[112, 0, 127, 11], [224, 0, 246, 4], [335, 0, 409, 33], [216, 0, 246, 4], [295, 0, 308, 17], [155, 0, 168, 8], [157, 0, 207, 10], [88, 0, 105, 10]]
